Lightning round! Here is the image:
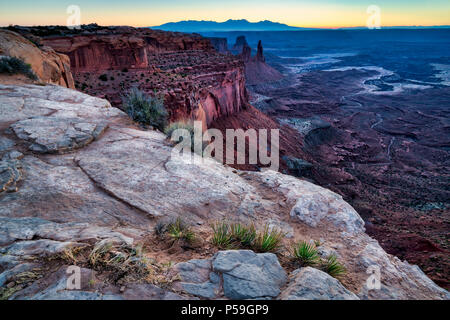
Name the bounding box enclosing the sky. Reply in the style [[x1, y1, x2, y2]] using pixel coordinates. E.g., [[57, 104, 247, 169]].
[[0, 0, 449, 28]]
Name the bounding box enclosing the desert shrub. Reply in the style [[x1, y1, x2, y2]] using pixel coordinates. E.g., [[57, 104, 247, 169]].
[[99, 74, 108, 81], [122, 87, 168, 131], [291, 240, 320, 267], [167, 218, 196, 244], [321, 254, 346, 278], [0, 56, 37, 80], [253, 225, 285, 253]]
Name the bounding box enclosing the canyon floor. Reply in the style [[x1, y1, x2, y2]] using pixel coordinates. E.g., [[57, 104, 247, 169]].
[[247, 51, 450, 289]]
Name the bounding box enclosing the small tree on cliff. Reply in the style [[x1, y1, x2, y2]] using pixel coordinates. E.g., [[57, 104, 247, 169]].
[[122, 87, 168, 131]]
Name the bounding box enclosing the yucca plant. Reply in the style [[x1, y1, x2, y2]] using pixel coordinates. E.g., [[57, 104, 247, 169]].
[[211, 221, 233, 248], [322, 254, 346, 278], [230, 222, 257, 247], [291, 240, 320, 267], [253, 225, 285, 253], [166, 218, 195, 244]]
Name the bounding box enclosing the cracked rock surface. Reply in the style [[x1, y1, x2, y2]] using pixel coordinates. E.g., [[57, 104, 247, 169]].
[[11, 117, 108, 153]]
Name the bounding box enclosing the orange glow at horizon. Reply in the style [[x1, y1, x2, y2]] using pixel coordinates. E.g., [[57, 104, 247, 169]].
[[0, 1, 449, 28]]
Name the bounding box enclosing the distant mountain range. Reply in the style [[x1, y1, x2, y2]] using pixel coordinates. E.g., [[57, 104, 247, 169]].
[[151, 19, 311, 32], [151, 19, 450, 33]]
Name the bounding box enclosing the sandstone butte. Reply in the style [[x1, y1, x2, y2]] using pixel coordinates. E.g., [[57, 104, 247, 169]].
[[0, 25, 448, 300]]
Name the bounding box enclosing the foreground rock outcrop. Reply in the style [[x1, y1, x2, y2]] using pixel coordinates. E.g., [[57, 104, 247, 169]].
[[0, 84, 448, 300]]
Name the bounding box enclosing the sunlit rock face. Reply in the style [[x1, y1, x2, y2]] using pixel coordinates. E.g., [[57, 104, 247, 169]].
[[0, 30, 75, 88]]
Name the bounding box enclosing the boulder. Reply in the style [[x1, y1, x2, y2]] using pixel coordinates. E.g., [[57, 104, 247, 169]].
[[280, 267, 359, 300], [173, 259, 221, 299], [212, 250, 287, 299]]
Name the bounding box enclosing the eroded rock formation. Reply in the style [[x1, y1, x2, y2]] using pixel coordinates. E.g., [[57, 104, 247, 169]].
[[0, 30, 74, 88], [236, 37, 283, 85]]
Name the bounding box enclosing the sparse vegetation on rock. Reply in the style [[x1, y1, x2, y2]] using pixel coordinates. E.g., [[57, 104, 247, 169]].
[[321, 254, 346, 278], [0, 56, 37, 80], [122, 87, 168, 130], [211, 221, 285, 253], [155, 217, 196, 246], [291, 240, 320, 267]]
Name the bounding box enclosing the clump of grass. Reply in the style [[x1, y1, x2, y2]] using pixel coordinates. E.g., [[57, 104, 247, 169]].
[[321, 254, 346, 278], [61, 246, 86, 264], [156, 218, 196, 246], [211, 221, 285, 253], [0, 56, 37, 80], [253, 225, 285, 253], [211, 221, 233, 249], [122, 87, 167, 131], [291, 240, 320, 267], [89, 240, 114, 267], [230, 223, 257, 247], [166, 217, 196, 244]]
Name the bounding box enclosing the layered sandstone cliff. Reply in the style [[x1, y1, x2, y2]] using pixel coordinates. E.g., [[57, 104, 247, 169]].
[[12, 25, 248, 129]]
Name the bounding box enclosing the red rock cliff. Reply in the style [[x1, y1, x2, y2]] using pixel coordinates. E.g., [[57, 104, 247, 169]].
[[28, 26, 248, 128]]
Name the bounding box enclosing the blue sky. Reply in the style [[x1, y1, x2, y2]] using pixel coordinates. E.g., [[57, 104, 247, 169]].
[[0, 0, 449, 27]]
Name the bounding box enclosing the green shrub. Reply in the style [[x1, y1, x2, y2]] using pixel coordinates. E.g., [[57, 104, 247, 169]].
[[321, 254, 346, 278], [253, 225, 285, 253], [99, 74, 108, 81], [291, 240, 320, 267], [123, 87, 168, 131], [0, 56, 37, 80]]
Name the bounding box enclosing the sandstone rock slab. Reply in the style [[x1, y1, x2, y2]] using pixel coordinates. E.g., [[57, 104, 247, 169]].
[[11, 116, 108, 153]]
